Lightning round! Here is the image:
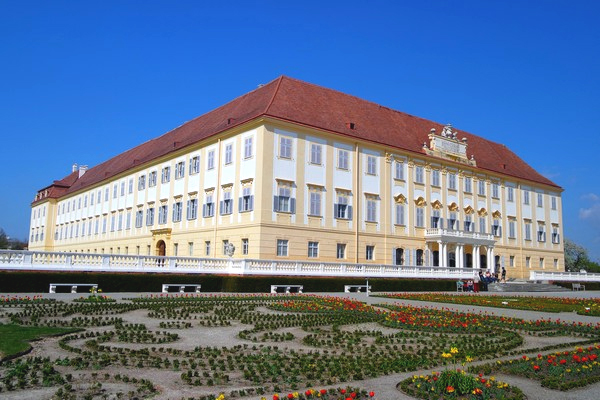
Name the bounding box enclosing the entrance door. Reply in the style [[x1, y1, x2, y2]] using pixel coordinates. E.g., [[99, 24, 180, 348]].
[[432, 251, 439, 267], [157, 240, 166, 256], [465, 253, 473, 268], [448, 252, 456, 268]]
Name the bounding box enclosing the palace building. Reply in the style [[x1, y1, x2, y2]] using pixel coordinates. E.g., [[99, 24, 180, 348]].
[[29, 76, 564, 279]]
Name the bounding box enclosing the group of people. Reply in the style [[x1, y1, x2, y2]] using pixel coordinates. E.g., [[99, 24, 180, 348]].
[[458, 267, 507, 292]]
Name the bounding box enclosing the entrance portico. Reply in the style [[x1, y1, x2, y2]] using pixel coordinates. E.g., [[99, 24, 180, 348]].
[[425, 228, 496, 272]]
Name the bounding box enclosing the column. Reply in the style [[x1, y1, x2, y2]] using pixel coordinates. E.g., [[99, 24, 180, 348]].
[[457, 244, 464, 269], [473, 245, 480, 269], [489, 247, 495, 273], [442, 242, 448, 268]]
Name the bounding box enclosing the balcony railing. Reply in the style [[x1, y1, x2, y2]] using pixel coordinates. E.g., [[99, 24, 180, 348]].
[[0, 250, 478, 280], [530, 270, 600, 282], [425, 228, 495, 242]]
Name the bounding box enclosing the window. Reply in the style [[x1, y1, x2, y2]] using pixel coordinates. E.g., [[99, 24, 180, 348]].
[[175, 161, 185, 179], [274, 183, 295, 213], [128, 179, 133, 194], [537, 224, 546, 242], [507, 187, 514, 202], [539, 258, 544, 269], [415, 166, 424, 184], [102, 217, 107, 233], [146, 207, 154, 226], [242, 238, 249, 255], [118, 213, 123, 230], [416, 249, 424, 266], [336, 243, 346, 259], [335, 192, 352, 220], [279, 136, 292, 159], [188, 242, 194, 256], [309, 190, 322, 216], [162, 166, 171, 183], [207, 150, 215, 170], [464, 177, 472, 193], [416, 208, 424, 228], [138, 175, 146, 191], [244, 137, 253, 159], [448, 173, 457, 190], [366, 156, 377, 175], [113, 184, 117, 199], [90, 193, 95, 206], [205, 241, 211, 256], [554, 258, 558, 269], [172, 202, 182, 222], [222, 240, 229, 255], [158, 205, 168, 224], [508, 219, 516, 238], [224, 144, 233, 165], [464, 215, 473, 232], [551, 196, 557, 210], [187, 199, 198, 220], [240, 187, 254, 212], [105, 188, 109, 201], [338, 149, 349, 170], [431, 210, 442, 228], [448, 212, 458, 230], [120, 182, 125, 196], [277, 239, 289, 256], [491, 183, 499, 199], [479, 217, 486, 234], [509, 255, 515, 267], [126, 211, 131, 230], [366, 245, 374, 260], [478, 180, 485, 195], [97, 190, 102, 204], [310, 143, 322, 165], [552, 226, 560, 244], [492, 219, 501, 236], [431, 170, 440, 187], [220, 191, 233, 215], [148, 171, 157, 187], [394, 161, 404, 180], [524, 222, 532, 241], [395, 203, 405, 225], [537, 193, 543, 207], [308, 241, 319, 258], [523, 190, 530, 205], [203, 193, 215, 217], [189, 156, 200, 174], [366, 196, 377, 222]]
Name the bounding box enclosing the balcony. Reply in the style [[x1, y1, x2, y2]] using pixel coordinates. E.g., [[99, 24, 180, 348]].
[[425, 228, 495, 246]]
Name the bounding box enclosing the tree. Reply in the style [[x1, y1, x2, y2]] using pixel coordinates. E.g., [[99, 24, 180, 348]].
[[0, 229, 8, 249], [564, 238, 590, 272]]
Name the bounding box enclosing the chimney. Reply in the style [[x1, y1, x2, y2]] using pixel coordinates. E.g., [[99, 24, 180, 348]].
[[78, 165, 88, 178], [72, 163, 78, 173]]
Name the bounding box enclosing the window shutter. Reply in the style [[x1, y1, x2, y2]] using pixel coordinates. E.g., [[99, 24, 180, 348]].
[[249, 195, 254, 211], [440, 218, 444, 229], [333, 204, 338, 218], [273, 196, 279, 212], [202, 204, 207, 218], [219, 200, 224, 215], [238, 198, 243, 212], [392, 249, 397, 265], [290, 198, 296, 214], [347, 205, 353, 220]]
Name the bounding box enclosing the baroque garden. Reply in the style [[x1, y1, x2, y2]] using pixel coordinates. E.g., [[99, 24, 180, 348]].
[[1, 291, 600, 400]]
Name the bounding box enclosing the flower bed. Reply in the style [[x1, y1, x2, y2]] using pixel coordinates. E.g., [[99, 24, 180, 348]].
[[471, 344, 600, 391]]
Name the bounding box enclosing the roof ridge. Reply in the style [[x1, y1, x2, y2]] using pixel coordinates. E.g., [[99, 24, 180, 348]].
[[263, 75, 285, 115]]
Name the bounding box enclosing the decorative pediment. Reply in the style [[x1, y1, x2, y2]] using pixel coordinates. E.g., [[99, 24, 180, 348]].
[[463, 205, 475, 214], [492, 210, 502, 219], [394, 193, 407, 204], [423, 124, 476, 166], [477, 208, 488, 217], [448, 202, 459, 212], [431, 200, 443, 210], [414, 196, 427, 207]]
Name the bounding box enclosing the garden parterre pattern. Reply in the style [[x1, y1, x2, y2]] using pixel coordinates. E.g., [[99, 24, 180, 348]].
[[0, 292, 600, 399]]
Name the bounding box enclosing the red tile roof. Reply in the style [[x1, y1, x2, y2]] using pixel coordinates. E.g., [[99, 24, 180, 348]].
[[33, 76, 560, 203]]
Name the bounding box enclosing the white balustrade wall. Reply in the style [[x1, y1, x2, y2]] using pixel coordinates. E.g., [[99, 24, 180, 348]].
[[0, 249, 482, 279], [530, 270, 600, 282]]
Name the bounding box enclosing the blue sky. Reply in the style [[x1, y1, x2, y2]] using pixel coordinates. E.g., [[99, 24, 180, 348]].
[[1, 1, 599, 261]]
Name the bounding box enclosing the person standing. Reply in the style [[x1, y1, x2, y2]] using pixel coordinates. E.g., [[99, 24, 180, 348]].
[[501, 267, 507, 283]]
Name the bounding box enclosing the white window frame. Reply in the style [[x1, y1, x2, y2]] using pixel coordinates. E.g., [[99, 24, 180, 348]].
[[279, 136, 292, 159], [277, 239, 289, 257], [338, 149, 349, 170]]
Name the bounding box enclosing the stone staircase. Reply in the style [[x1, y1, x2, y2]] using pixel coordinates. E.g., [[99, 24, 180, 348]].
[[487, 280, 570, 293]]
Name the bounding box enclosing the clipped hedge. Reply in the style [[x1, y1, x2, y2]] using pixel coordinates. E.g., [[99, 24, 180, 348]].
[[0, 271, 456, 293]]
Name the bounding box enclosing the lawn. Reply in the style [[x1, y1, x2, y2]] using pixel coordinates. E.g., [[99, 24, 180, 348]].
[[0, 324, 80, 359]]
